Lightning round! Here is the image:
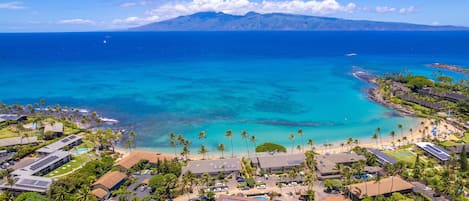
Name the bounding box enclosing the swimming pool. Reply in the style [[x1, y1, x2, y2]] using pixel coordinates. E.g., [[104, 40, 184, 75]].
[[252, 196, 269, 200], [73, 148, 89, 155]]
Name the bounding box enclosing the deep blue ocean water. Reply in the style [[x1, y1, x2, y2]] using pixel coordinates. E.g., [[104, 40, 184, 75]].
[[0, 31, 468, 154]]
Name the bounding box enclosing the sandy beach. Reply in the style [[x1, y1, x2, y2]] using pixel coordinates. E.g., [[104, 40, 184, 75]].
[[115, 117, 463, 161]]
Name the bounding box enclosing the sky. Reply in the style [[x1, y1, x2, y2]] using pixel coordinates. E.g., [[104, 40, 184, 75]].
[[0, 0, 468, 32]]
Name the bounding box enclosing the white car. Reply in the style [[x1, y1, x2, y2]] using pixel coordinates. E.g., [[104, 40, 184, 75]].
[[257, 185, 266, 189]]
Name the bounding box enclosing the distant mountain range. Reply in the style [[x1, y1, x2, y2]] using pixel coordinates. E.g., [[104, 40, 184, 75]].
[[131, 12, 469, 31]]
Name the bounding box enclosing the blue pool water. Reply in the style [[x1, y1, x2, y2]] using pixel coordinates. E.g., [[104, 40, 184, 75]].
[[73, 148, 89, 155], [252, 196, 269, 200], [0, 32, 468, 154]]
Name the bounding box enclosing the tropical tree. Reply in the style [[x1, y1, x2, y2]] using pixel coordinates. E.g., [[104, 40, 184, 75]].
[[372, 133, 378, 147], [289, 133, 295, 153], [73, 187, 95, 201], [397, 124, 403, 138], [347, 137, 353, 151], [198, 131, 206, 145], [389, 131, 396, 146], [124, 139, 133, 152], [307, 139, 314, 151], [298, 129, 304, 151], [241, 130, 250, 157], [376, 127, 382, 146], [169, 133, 177, 156], [225, 130, 234, 158], [129, 130, 137, 149], [250, 135, 257, 156], [198, 145, 208, 160], [217, 143, 225, 159]]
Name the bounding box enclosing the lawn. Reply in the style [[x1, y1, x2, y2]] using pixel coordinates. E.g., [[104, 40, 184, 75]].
[[44, 154, 92, 178], [384, 150, 418, 165], [0, 127, 19, 139], [461, 132, 469, 144]]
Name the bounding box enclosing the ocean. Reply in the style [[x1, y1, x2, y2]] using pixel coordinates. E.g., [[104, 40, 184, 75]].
[[0, 31, 468, 154]]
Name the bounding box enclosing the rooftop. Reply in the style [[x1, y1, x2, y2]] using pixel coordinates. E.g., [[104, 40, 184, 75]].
[[322, 195, 351, 201], [416, 142, 450, 161], [44, 122, 64, 133], [368, 149, 397, 165], [347, 176, 414, 199], [0, 136, 37, 147], [182, 158, 241, 175], [92, 188, 109, 200], [12, 150, 71, 176], [0, 175, 52, 193], [0, 114, 26, 122], [315, 152, 366, 175], [93, 171, 127, 190], [253, 153, 306, 169], [36, 134, 82, 154], [447, 144, 469, 154], [116, 151, 172, 170]]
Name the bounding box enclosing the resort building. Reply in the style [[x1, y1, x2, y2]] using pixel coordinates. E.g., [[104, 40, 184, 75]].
[[0, 114, 27, 124], [415, 142, 450, 163], [347, 176, 414, 200], [92, 171, 127, 201], [0, 136, 38, 147], [0, 175, 52, 194], [323, 195, 351, 201], [315, 152, 366, 180], [418, 87, 468, 103], [115, 150, 172, 171], [447, 144, 469, 155], [43, 122, 64, 137], [216, 195, 258, 201], [12, 150, 71, 176], [250, 153, 305, 173], [398, 94, 444, 110], [36, 134, 83, 155], [368, 149, 397, 165], [182, 158, 241, 176]]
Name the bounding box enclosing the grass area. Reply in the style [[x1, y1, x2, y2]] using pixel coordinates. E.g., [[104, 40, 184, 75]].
[[0, 127, 18, 139], [440, 141, 460, 147], [384, 150, 418, 165], [44, 154, 92, 178], [461, 132, 469, 144]]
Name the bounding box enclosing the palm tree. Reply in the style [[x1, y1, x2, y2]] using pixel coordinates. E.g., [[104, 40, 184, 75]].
[[340, 143, 345, 152], [181, 141, 191, 160], [198, 145, 208, 160], [409, 128, 413, 139], [374, 173, 382, 197], [129, 131, 136, 149], [241, 130, 250, 157], [198, 131, 206, 145], [298, 129, 304, 151], [124, 139, 132, 152], [398, 124, 403, 138], [389, 131, 396, 146], [40, 98, 45, 111], [169, 133, 177, 156], [347, 137, 353, 151], [372, 133, 378, 147], [250, 135, 257, 156], [307, 139, 314, 151], [225, 130, 234, 158], [289, 133, 295, 153], [296, 145, 301, 153], [217, 143, 225, 159], [376, 127, 382, 147], [74, 187, 94, 201]]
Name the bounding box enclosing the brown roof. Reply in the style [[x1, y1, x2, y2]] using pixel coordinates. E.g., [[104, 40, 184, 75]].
[[92, 188, 108, 200], [323, 195, 351, 201], [93, 171, 127, 190], [216, 195, 258, 201], [347, 176, 414, 199], [116, 151, 172, 170]]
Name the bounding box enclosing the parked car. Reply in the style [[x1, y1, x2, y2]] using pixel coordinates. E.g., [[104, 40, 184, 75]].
[[236, 177, 245, 182], [241, 186, 250, 191], [257, 185, 266, 189], [215, 183, 225, 187]]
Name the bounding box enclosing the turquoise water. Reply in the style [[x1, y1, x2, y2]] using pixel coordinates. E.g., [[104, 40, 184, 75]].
[[73, 148, 89, 155], [0, 32, 468, 154], [252, 196, 269, 200]]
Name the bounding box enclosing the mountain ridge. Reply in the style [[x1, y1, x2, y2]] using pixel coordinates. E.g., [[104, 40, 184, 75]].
[[131, 12, 469, 31]]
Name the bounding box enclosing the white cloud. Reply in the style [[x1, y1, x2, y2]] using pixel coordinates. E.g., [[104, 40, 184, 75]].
[[119, 1, 149, 8], [142, 0, 356, 22], [58, 19, 96, 25], [376, 5, 416, 14], [399, 6, 415, 14], [0, 1, 26, 10], [375, 6, 396, 13], [112, 16, 160, 26]]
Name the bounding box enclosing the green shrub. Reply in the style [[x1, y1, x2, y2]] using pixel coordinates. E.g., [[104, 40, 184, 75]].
[[255, 142, 287, 153]]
